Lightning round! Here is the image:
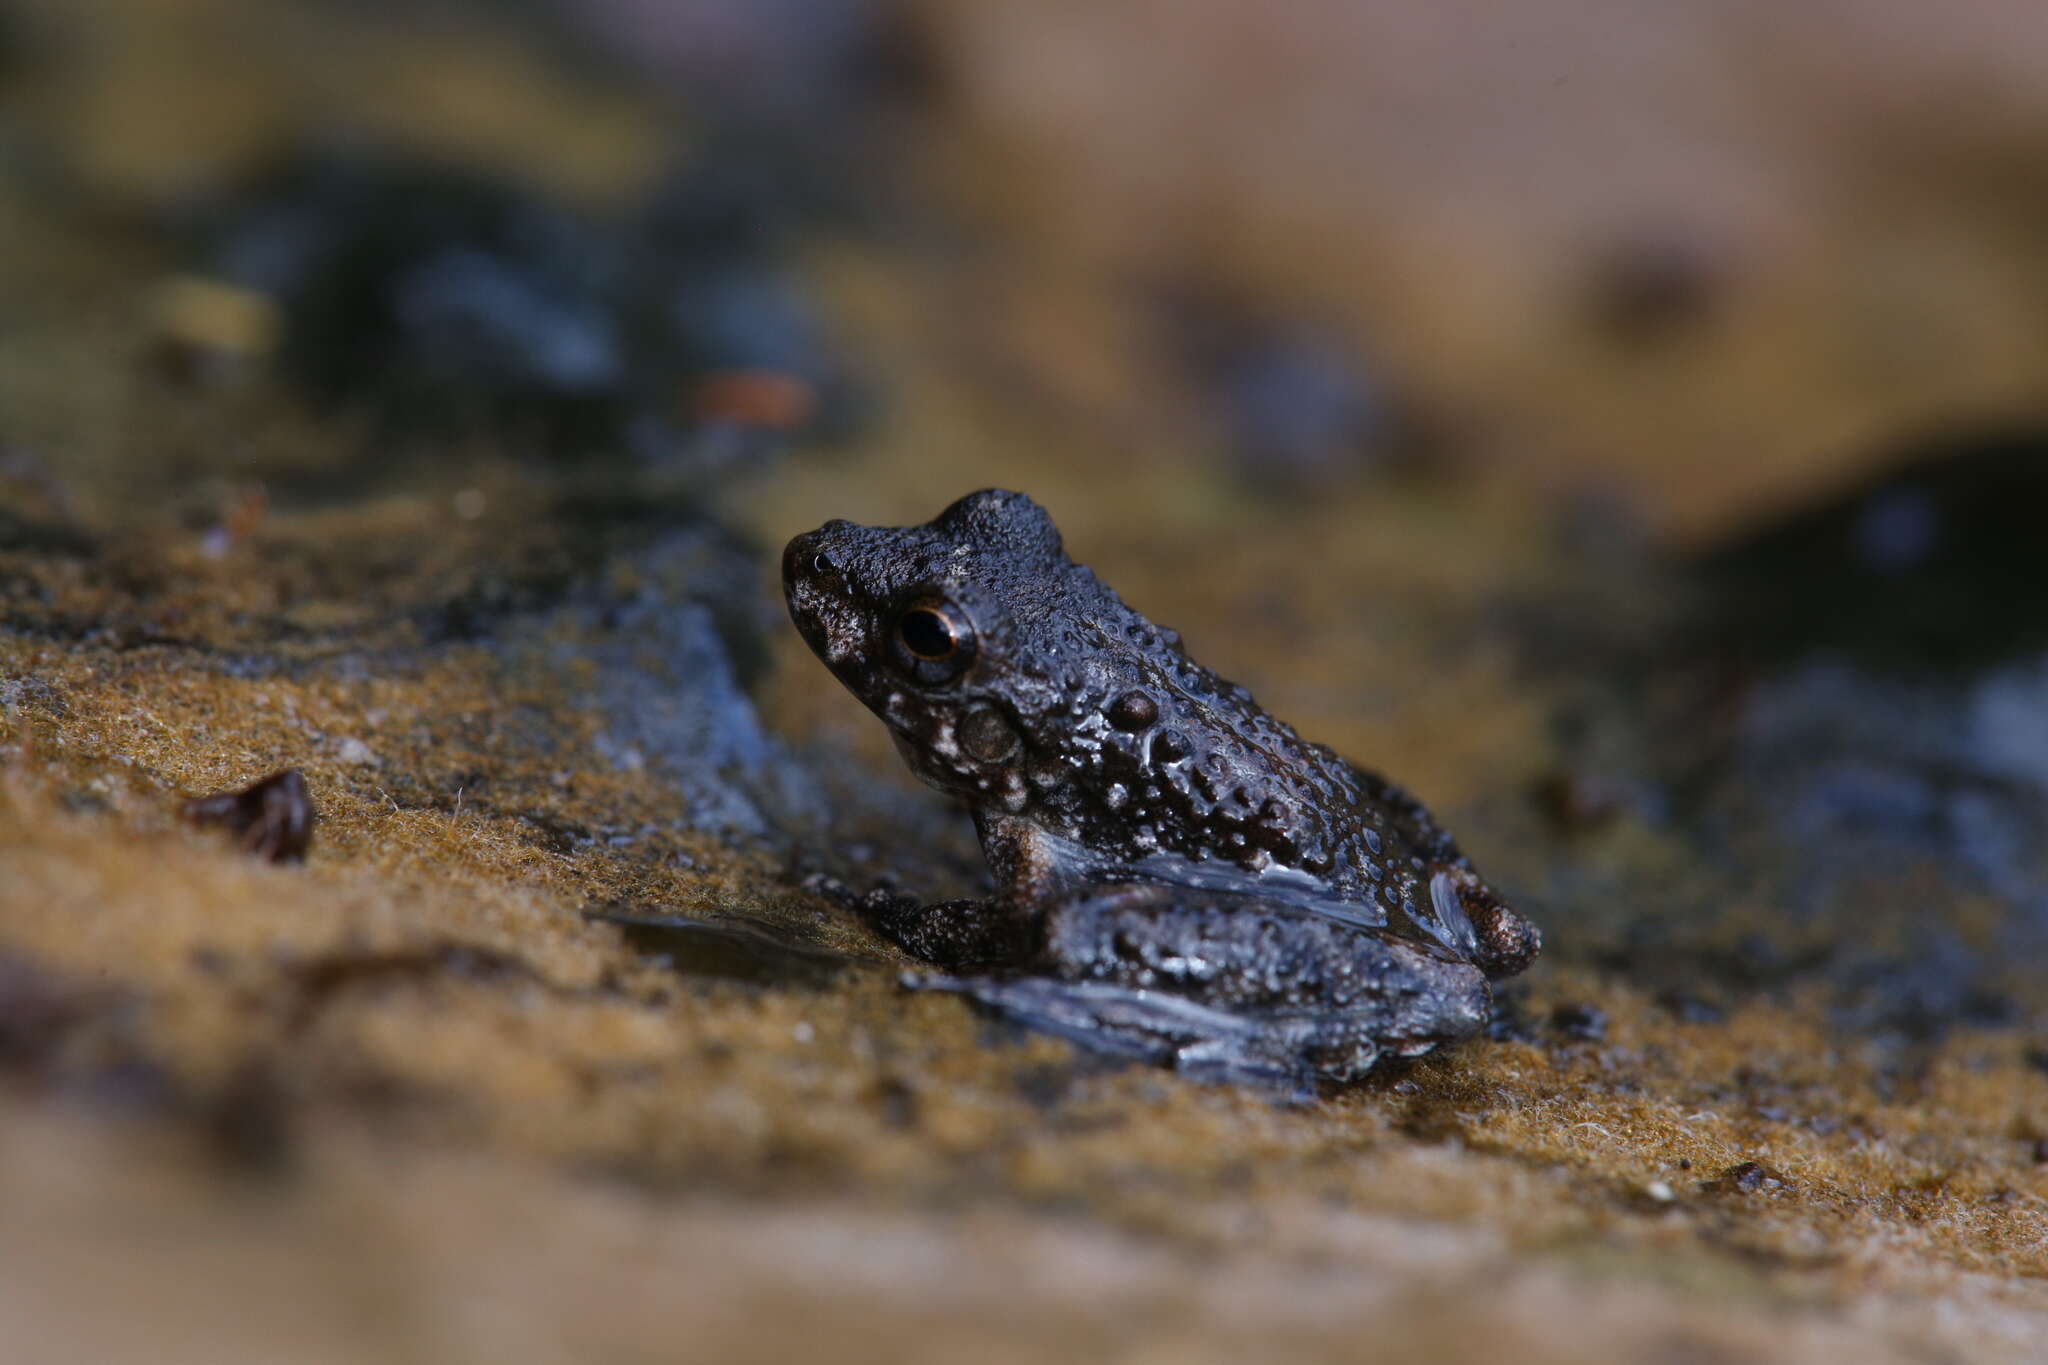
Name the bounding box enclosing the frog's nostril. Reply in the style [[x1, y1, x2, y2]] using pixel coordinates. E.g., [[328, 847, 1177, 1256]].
[[784, 532, 826, 584], [788, 522, 855, 584]]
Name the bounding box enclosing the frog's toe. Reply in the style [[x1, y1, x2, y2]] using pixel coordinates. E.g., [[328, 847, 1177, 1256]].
[[1172, 1037, 1320, 1092], [1441, 868, 1541, 978], [908, 974, 1327, 1086], [1296, 1031, 1384, 1083]]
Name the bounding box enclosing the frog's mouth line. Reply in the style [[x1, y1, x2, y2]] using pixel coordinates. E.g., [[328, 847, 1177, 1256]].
[[781, 561, 867, 675]]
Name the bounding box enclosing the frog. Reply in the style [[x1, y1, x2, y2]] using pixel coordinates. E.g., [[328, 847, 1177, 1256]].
[[783, 489, 1540, 1088]]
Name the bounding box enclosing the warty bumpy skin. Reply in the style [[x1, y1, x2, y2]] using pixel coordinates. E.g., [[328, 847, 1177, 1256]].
[[785, 489, 1540, 1088]]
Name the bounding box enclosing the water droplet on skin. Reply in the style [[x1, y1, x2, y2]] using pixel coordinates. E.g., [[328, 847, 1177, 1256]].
[[1109, 690, 1158, 732]]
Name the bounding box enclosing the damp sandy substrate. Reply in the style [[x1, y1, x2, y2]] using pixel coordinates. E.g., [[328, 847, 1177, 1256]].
[[6, 437, 2048, 1363]]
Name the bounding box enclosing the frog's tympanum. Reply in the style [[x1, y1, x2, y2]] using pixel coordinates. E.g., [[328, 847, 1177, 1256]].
[[785, 490, 1540, 1087]]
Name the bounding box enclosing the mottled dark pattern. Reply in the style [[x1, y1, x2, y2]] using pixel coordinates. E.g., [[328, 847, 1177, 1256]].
[[785, 490, 1539, 1085]]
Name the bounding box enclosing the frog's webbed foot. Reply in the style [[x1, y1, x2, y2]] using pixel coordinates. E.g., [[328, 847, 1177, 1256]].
[[904, 973, 1344, 1095]]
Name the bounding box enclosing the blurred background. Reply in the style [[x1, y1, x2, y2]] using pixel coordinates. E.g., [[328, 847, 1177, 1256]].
[[12, 0, 2048, 528], [5, 2, 2048, 1362]]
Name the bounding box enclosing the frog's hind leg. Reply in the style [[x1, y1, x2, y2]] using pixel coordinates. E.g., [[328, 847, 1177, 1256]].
[[908, 880, 1485, 1088], [907, 973, 1341, 1092]]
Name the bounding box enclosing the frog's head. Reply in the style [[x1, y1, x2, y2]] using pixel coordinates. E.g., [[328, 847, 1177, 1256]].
[[784, 489, 1142, 813]]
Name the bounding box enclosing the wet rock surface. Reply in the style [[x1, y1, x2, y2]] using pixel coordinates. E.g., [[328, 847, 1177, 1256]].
[[3, 2, 2048, 1362]]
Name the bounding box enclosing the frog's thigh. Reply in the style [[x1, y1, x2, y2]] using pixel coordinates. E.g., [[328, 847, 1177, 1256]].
[[1015, 885, 1416, 1082], [1038, 883, 1490, 1060]]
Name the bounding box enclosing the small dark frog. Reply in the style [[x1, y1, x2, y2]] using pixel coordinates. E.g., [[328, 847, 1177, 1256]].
[[784, 490, 1539, 1087]]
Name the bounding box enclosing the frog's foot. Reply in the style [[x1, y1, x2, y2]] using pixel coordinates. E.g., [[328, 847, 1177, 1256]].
[[905, 973, 1363, 1093], [825, 890, 1035, 970], [1434, 868, 1541, 979]]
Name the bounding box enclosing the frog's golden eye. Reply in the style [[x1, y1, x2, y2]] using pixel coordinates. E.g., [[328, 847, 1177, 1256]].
[[896, 607, 956, 659], [892, 600, 976, 684]]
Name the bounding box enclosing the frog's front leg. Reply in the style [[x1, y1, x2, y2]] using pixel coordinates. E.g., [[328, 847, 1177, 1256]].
[[917, 883, 1492, 1087], [856, 889, 1036, 969], [833, 811, 1068, 969]]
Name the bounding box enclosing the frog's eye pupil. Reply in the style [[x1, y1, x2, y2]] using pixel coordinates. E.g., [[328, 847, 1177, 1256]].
[[890, 599, 977, 684], [898, 607, 956, 660], [811, 552, 837, 576]]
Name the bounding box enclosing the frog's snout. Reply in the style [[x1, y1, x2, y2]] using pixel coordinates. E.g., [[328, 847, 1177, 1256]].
[[782, 523, 836, 593], [783, 521, 870, 673], [783, 521, 856, 617]]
